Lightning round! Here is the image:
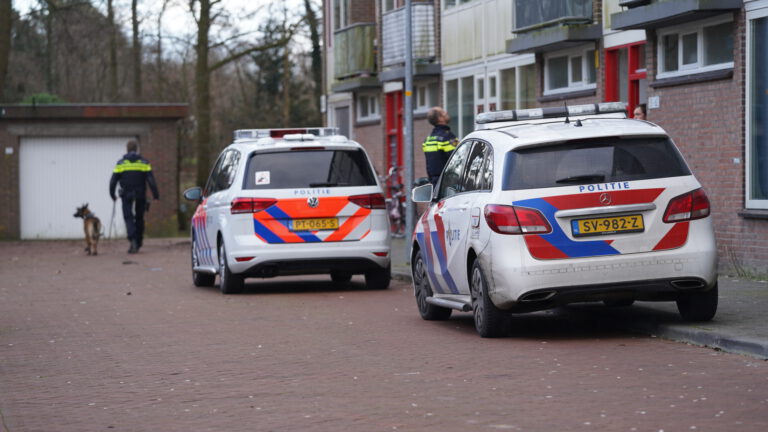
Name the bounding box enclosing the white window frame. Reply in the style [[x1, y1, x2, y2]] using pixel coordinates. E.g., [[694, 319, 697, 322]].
[[414, 81, 439, 114], [444, 0, 476, 11], [356, 92, 380, 122], [543, 45, 597, 96], [656, 14, 735, 80], [746, 2, 768, 209]]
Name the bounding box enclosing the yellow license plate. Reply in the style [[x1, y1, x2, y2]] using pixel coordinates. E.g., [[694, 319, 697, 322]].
[[572, 214, 644, 237], [291, 218, 339, 231]]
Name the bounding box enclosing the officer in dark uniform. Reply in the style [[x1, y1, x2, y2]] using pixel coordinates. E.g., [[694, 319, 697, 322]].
[[109, 140, 159, 254], [422, 106, 458, 185]]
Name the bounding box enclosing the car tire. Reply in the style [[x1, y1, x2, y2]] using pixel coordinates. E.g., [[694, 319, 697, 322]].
[[412, 250, 452, 321], [365, 264, 391, 290], [192, 237, 215, 287], [218, 241, 244, 294], [676, 282, 718, 322], [330, 271, 352, 284], [470, 260, 507, 338]]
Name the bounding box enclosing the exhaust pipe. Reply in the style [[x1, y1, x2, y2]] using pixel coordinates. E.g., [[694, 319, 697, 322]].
[[670, 279, 706, 290], [519, 291, 556, 302], [426, 297, 472, 312]]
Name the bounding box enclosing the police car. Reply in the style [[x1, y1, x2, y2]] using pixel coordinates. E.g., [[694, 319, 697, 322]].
[[183, 128, 391, 294], [410, 103, 718, 337]]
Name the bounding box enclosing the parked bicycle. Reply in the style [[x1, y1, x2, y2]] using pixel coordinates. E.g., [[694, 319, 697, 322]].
[[379, 166, 406, 238]]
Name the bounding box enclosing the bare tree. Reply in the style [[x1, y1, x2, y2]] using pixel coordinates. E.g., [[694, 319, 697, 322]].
[[190, 0, 300, 186], [131, 0, 141, 99], [0, 0, 11, 101], [107, 0, 118, 100], [304, 0, 322, 115]]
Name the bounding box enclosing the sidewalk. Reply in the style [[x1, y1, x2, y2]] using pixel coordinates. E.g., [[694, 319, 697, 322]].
[[390, 237, 768, 360]]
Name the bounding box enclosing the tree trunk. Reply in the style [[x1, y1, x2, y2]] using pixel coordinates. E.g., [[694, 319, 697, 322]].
[[43, 0, 56, 93], [304, 0, 322, 114], [195, 0, 212, 186], [132, 0, 142, 100], [282, 46, 290, 127], [0, 0, 11, 101], [107, 0, 118, 101], [155, 0, 170, 100]]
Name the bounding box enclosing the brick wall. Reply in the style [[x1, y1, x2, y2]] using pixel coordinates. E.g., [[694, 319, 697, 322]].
[[350, 0, 375, 23]]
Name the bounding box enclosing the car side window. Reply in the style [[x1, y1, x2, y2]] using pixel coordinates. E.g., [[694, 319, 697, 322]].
[[438, 141, 472, 200], [216, 150, 241, 191], [461, 141, 486, 192], [204, 152, 228, 196], [480, 145, 493, 191]]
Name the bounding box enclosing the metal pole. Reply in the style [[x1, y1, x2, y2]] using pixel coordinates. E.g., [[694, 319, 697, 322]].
[[403, 0, 414, 266]]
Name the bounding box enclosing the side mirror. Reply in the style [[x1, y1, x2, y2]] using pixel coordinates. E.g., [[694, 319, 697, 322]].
[[413, 177, 430, 187], [411, 183, 434, 203], [183, 186, 203, 201]]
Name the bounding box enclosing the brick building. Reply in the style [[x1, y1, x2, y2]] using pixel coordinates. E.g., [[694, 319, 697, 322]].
[[326, 0, 767, 275], [0, 104, 188, 240]]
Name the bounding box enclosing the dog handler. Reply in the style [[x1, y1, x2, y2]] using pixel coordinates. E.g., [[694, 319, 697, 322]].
[[109, 139, 159, 254]]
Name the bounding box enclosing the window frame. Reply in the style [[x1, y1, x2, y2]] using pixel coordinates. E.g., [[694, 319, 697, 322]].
[[543, 45, 598, 96], [746, 4, 768, 209], [656, 14, 735, 80], [356, 92, 381, 123], [414, 81, 439, 114]]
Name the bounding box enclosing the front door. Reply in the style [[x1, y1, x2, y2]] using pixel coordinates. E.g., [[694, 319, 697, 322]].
[[385, 91, 403, 196], [605, 42, 647, 117]]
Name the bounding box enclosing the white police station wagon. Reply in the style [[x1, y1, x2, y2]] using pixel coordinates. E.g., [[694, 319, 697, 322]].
[[184, 128, 391, 294], [410, 103, 718, 337]]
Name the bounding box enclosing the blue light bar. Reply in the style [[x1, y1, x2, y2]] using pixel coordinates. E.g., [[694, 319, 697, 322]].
[[475, 102, 627, 125]]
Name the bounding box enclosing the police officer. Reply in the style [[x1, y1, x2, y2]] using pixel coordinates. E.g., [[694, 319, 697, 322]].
[[109, 140, 159, 254], [422, 106, 458, 185]]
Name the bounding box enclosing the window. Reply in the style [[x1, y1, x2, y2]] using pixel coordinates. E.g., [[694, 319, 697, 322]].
[[500, 64, 536, 110], [445, 0, 475, 10], [383, 0, 404, 12], [415, 82, 439, 112], [438, 140, 472, 199], [657, 16, 734, 78], [544, 46, 597, 95], [333, 0, 349, 30], [746, 8, 768, 209], [204, 150, 241, 196], [461, 141, 492, 192], [245, 149, 376, 189], [460, 76, 475, 138], [356, 93, 380, 122]]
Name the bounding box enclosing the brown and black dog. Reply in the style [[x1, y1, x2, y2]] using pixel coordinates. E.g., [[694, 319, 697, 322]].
[[73, 203, 102, 256]]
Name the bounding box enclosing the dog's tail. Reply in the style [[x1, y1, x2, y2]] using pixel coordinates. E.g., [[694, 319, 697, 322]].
[[95, 219, 102, 241]]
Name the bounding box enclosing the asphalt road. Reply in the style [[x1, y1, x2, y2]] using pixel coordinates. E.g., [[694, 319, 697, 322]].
[[1, 239, 767, 432]]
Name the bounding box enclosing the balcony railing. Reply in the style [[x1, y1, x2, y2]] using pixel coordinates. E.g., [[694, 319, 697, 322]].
[[382, 3, 436, 67], [334, 23, 376, 80], [514, 0, 593, 32]]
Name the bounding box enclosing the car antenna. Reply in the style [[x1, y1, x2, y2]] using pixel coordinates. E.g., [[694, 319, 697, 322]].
[[563, 101, 570, 124]]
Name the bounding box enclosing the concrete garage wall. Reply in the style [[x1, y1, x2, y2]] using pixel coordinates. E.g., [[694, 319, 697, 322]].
[[0, 104, 188, 240]]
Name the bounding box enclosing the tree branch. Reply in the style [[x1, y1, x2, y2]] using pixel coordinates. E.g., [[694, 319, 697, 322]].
[[207, 20, 301, 73]]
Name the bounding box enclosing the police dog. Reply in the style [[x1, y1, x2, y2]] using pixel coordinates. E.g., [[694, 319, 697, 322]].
[[73, 203, 102, 256]]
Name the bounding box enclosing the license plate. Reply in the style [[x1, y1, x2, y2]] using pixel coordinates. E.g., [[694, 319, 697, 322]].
[[571, 214, 644, 237], [291, 218, 339, 231]]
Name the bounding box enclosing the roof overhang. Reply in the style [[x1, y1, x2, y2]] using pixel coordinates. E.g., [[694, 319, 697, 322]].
[[507, 24, 602, 54], [611, 0, 742, 31], [330, 76, 380, 93], [0, 104, 189, 120], [379, 63, 442, 83]]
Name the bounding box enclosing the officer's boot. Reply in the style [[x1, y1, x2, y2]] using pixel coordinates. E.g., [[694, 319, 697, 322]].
[[128, 239, 139, 254]]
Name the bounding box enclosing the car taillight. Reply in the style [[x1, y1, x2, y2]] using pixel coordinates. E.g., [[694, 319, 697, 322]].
[[230, 198, 277, 214], [484, 204, 551, 235], [349, 193, 386, 209], [663, 188, 710, 223]]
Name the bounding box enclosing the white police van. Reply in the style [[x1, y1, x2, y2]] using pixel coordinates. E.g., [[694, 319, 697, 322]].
[[410, 103, 718, 337], [184, 128, 391, 294]]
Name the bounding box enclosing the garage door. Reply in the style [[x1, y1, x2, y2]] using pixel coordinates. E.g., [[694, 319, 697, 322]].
[[20, 137, 132, 239]]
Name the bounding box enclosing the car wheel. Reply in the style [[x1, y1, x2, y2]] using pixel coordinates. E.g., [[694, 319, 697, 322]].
[[603, 299, 635, 307], [412, 250, 451, 321], [330, 271, 352, 284], [191, 237, 215, 287], [470, 260, 507, 338], [677, 283, 718, 322], [365, 264, 391, 290], [218, 241, 244, 294]]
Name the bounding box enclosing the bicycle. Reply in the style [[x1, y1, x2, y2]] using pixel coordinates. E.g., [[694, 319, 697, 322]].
[[379, 166, 406, 238]]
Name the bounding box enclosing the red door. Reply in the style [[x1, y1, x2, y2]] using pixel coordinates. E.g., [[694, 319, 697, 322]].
[[605, 42, 647, 117], [385, 91, 403, 197]]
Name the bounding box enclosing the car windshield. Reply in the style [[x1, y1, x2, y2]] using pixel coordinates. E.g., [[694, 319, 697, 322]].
[[244, 149, 376, 189], [502, 136, 691, 190]]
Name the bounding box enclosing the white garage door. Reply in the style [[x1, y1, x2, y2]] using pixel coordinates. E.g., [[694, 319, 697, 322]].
[[20, 136, 132, 239]]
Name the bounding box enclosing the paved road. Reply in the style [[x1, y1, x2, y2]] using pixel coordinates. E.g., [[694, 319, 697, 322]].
[[1, 240, 767, 432]]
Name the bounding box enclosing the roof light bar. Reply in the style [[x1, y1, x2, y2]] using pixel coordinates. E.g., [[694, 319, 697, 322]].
[[234, 127, 338, 140], [475, 102, 627, 125]]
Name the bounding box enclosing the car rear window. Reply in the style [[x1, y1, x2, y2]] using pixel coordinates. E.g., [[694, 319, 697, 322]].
[[244, 149, 377, 189], [502, 136, 691, 190]]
